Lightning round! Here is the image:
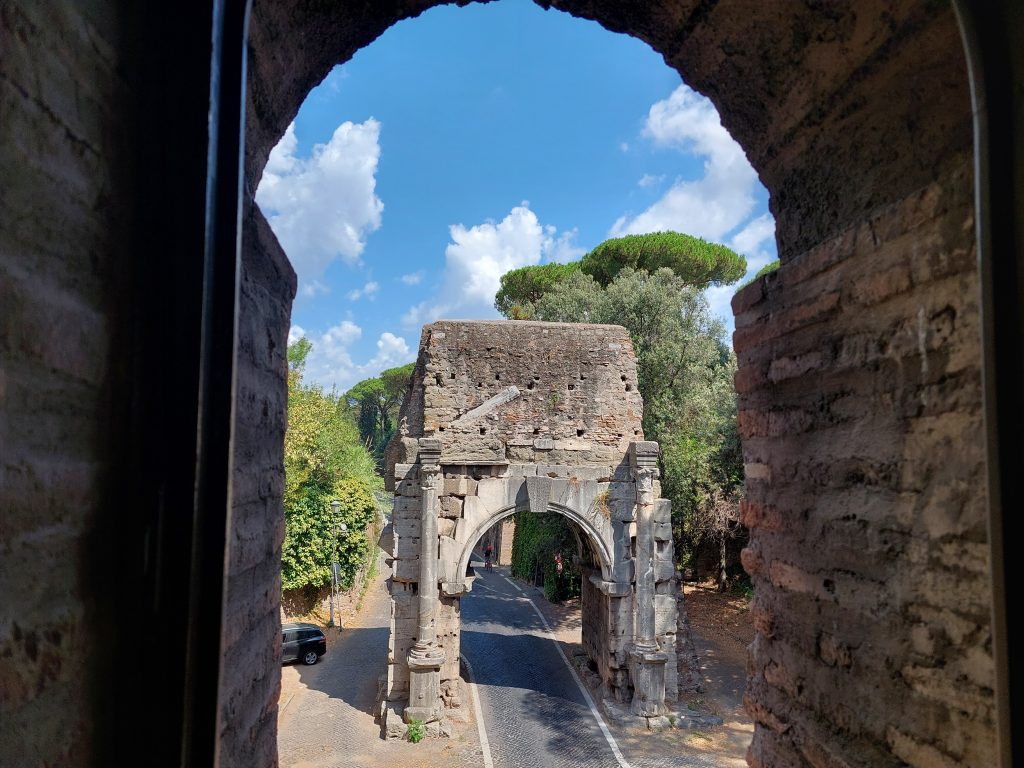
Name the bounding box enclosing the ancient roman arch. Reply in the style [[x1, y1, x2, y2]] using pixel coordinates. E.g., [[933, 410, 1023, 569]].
[[381, 320, 680, 727]]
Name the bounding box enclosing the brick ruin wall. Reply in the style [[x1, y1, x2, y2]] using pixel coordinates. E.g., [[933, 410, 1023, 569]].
[[219, 203, 295, 765]]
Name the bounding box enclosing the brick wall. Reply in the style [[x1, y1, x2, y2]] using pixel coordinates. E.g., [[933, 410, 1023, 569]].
[[218, 203, 296, 765], [735, 163, 994, 767]]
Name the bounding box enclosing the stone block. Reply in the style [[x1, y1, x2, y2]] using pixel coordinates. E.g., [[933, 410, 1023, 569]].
[[443, 477, 478, 496], [439, 495, 463, 519], [392, 555, 421, 582], [653, 522, 672, 542], [653, 498, 672, 525]]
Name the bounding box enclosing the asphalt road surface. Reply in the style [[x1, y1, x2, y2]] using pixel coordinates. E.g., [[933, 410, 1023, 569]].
[[461, 568, 628, 768]]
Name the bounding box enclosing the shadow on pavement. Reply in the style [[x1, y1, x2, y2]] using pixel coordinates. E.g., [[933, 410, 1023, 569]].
[[289, 626, 390, 716]]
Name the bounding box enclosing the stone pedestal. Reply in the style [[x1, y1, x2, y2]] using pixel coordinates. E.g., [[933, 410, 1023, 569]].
[[405, 646, 445, 722], [628, 647, 668, 717]]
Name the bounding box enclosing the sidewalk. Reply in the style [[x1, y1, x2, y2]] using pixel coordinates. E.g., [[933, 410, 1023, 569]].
[[277, 552, 484, 768]]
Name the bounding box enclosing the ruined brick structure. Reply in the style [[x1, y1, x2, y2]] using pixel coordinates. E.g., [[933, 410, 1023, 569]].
[[383, 320, 680, 725], [3, 2, 1020, 768]]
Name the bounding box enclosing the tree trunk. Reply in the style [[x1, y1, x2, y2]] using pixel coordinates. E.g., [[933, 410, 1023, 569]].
[[717, 534, 728, 593]]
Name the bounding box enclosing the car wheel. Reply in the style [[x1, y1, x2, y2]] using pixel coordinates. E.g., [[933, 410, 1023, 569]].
[[302, 650, 319, 665]]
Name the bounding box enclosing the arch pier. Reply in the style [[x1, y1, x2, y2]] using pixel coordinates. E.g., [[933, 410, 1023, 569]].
[[383, 320, 686, 730]]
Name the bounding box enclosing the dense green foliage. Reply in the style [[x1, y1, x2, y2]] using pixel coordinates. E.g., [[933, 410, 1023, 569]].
[[509, 512, 581, 602], [580, 232, 746, 289], [493, 232, 745, 320], [282, 340, 382, 593], [344, 363, 414, 469], [494, 261, 581, 319], [514, 267, 745, 572]]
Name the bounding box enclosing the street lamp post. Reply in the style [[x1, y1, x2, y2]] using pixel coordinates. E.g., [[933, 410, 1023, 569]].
[[329, 500, 347, 629]]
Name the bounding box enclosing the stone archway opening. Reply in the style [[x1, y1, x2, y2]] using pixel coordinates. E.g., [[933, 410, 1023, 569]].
[[231, 3, 995, 766]]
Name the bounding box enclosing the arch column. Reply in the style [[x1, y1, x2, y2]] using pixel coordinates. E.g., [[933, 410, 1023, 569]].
[[405, 437, 445, 723], [629, 442, 668, 716]]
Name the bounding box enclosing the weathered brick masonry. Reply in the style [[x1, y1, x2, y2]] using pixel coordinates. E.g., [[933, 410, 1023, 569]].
[[734, 166, 992, 767], [1, 4, 135, 764]]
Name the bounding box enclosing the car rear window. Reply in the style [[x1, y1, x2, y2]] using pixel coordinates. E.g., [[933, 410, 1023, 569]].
[[300, 629, 321, 640]]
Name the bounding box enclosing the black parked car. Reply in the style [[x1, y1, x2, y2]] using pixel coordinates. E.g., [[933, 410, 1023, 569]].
[[281, 622, 327, 665]]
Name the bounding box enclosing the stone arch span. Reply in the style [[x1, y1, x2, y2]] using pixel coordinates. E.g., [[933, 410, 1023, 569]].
[[453, 501, 614, 586]]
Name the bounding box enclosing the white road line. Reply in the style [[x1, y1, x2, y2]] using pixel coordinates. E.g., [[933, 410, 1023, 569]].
[[461, 654, 495, 768], [505, 578, 633, 768], [502, 575, 524, 594]]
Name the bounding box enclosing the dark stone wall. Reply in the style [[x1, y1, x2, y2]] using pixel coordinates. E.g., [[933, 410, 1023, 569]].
[[0, 1, 996, 767], [1, 4, 135, 764]]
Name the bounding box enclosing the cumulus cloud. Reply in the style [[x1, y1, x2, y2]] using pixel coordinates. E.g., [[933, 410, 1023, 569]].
[[288, 321, 413, 391], [399, 271, 424, 285], [346, 281, 379, 301], [401, 204, 581, 328], [610, 85, 758, 240], [637, 173, 664, 189], [256, 120, 384, 291]]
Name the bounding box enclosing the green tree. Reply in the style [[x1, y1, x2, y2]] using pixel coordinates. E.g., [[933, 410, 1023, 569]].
[[580, 232, 746, 288], [510, 512, 581, 602], [283, 339, 382, 595], [493, 261, 581, 319], [530, 268, 744, 583], [492, 232, 745, 320], [344, 362, 414, 467]]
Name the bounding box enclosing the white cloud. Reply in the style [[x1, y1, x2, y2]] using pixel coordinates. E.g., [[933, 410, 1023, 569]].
[[346, 280, 380, 301], [400, 271, 424, 285], [637, 173, 664, 189], [300, 280, 330, 298], [729, 210, 774, 259], [289, 320, 413, 391], [256, 120, 384, 292], [402, 203, 580, 328], [610, 85, 758, 240], [705, 213, 778, 331]]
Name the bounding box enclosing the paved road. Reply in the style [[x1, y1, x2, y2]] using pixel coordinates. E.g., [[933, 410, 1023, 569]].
[[462, 568, 626, 768], [463, 566, 746, 768]]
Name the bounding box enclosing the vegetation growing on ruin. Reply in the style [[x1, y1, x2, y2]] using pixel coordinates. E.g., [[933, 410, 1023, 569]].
[[282, 338, 382, 595]]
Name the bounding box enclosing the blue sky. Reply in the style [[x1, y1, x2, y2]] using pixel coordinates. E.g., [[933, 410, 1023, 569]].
[[256, 0, 777, 392]]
